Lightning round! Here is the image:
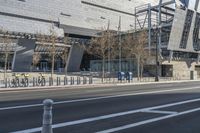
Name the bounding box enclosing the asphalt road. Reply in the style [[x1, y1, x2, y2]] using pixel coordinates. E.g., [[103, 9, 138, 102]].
[[1, 81, 200, 133]]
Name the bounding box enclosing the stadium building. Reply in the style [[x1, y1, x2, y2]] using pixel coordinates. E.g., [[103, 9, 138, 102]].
[[0, 0, 200, 79]]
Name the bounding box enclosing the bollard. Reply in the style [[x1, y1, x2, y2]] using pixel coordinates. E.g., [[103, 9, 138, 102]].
[[33, 77, 36, 87], [42, 99, 53, 133], [70, 77, 72, 85], [83, 77, 86, 84], [5, 78, 7, 88], [79, 77, 81, 84], [27, 78, 29, 87], [8, 79, 11, 88], [34, 78, 36, 86], [77, 77, 80, 85], [64, 77, 68, 85], [85, 77, 88, 84], [56, 77, 60, 86], [89, 76, 93, 84], [76, 77, 78, 85], [36, 78, 38, 86], [42, 78, 46, 86], [70, 77, 74, 85], [49, 77, 53, 86]]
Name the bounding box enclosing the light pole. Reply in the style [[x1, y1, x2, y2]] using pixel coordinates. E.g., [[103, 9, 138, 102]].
[[100, 17, 111, 78], [155, 0, 162, 82], [155, 24, 161, 82], [107, 20, 111, 79], [155, 31, 159, 82], [118, 16, 122, 72]]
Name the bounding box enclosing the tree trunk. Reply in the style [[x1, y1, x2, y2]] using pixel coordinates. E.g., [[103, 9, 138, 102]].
[[137, 56, 140, 81], [51, 53, 55, 79], [4, 53, 8, 82], [102, 57, 105, 82], [64, 62, 68, 77], [64, 56, 68, 77], [140, 64, 143, 79]]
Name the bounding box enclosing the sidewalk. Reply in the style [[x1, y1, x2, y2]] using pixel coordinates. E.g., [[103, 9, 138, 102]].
[[0, 79, 199, 92]]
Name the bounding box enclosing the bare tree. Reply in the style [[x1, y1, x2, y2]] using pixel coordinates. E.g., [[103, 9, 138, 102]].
[[0, 30, 13, 81], [32, 52, 41, 69], [49, 28, 57, 79], [123, 30, 148, 80], [62, 36, 70, 76], [83, 28, 117, 81]]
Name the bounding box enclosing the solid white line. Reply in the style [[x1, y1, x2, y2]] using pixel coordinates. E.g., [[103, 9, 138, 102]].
[[85, 89, 114, 93], [11, 97, 200, 133], [141, 110, 178, 115], [96, 107, 200, 133], [1, 86, 200, 111]]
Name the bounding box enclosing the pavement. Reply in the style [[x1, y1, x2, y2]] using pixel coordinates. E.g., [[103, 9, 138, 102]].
[[0, 79, 198, 92], [0, 81, 200, 132]]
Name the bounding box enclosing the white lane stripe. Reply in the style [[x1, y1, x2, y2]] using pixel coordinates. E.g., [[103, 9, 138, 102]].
[[85, 89, 114, 93], [141, 110, 178, 115], [11, 127, 42, 133], [11, 97, 200, 133], [97, 107, 200, 133], [0, 104, 43, 111], [1, 86, 200, 111]]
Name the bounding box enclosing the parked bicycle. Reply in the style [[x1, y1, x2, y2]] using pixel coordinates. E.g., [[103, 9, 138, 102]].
[[10, 73, 20, 87], [38, 73, 46, 86], [21, 73, 29, 87]]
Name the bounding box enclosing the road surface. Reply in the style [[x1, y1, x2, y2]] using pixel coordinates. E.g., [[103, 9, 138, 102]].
[[0, 81, 200, 133]]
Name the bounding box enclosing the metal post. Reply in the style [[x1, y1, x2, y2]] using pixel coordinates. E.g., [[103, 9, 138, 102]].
[[49, 77, 53, 86], [155, 27, 159, 82], [64, 77, 68, 85], [83, 77, 86, 84], [56, 77, 60, 86], [5, 78, 7, 88], [36, 78, 38, 86], [33, 77, 35, 87], [118, 16, 122, 72], [42, 99, 53, 133], [107, 20, 111, 79], [89, 76, 93, 84], [70, 77, 73, 85], [155, 0, 162, 82], [148, 3, 152, 55], [77, 77, 79, 85]]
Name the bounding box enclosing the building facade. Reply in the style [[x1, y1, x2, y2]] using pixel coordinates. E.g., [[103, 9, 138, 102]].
[[0, 0, 200, 79], [0, 0, 158, 72]]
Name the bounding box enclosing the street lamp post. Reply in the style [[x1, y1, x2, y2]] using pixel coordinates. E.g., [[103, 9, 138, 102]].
[[118, 16, 122, 72], [155, 24, 161, 82], [155, 32, 159, 82], [155, 0, 162, 82]]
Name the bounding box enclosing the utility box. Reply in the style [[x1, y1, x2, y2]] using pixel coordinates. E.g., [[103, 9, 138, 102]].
[[118, 72, 125, 80], [126, 72, 133, 81]]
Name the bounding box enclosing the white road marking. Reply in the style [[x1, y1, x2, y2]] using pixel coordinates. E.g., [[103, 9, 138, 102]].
[[1, 86, 200, 111], [97, 107, 200, 133], [11, 97, 200, 133], [141, 110, 178, 115], [85, 89, 114, 93]]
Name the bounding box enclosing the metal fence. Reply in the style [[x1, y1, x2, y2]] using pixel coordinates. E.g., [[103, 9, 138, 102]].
[[1, 76, 94, 88], [0, 75, 197, 88]]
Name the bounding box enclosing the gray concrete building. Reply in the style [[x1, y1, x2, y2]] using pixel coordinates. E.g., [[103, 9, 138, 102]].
[[0, 0, 200, 79], [0, 0, 158, 72]]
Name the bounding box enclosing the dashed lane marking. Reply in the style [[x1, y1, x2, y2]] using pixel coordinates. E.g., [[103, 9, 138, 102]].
[[97, 107, 200, 133], [12, 97, 200, 133]]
